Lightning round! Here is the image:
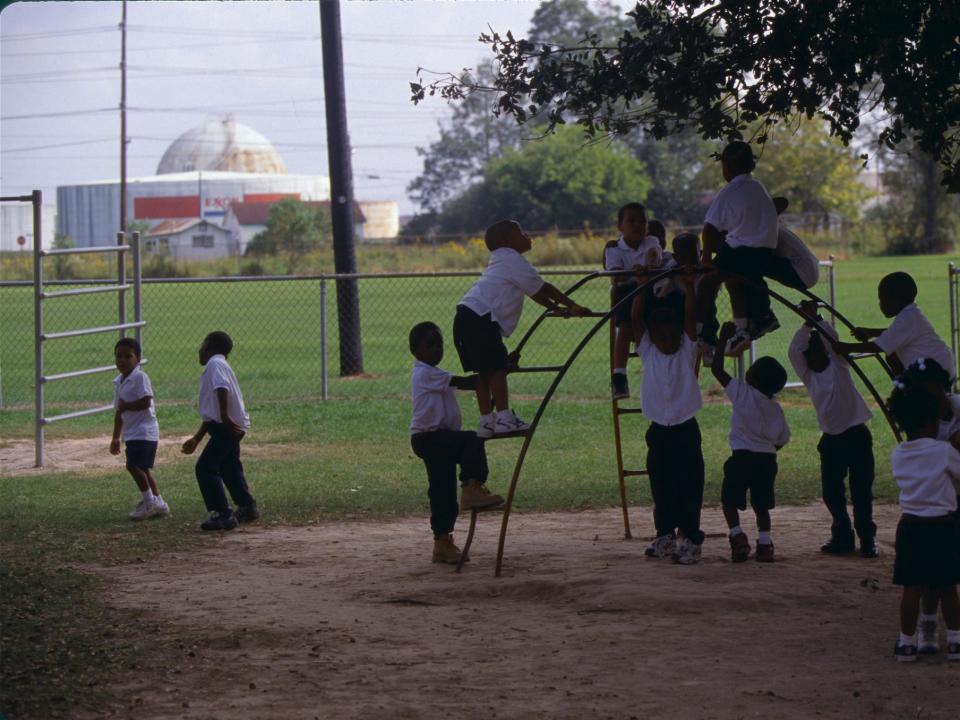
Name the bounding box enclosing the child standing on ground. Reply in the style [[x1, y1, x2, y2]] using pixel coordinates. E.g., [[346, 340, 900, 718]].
[[833, 271, 954, 378], [701, 141, 780, 357], [408, 321, 504, 564], [789, 301, 877, 558], [454, 219, 590, 436], [632, 271, 706, 564], [603, 203, 662, 399], [887, 382, 960, 662], [110, 337, 169, 520], [712, 322, 790, 562], [180, 331, 260, 532]]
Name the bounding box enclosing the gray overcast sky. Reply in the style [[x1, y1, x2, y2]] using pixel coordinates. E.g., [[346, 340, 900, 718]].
[[0, 0, 546, 216]]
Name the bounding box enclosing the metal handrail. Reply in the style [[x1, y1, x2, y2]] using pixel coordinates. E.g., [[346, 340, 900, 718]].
[[39, 244, 130, 257], [41, 284, 132, 299], [42, 364, 119, 383], [42, 320, 146, 341]]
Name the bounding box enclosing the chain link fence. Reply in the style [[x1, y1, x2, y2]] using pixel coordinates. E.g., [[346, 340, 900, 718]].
[[1, 264, 841, 416]]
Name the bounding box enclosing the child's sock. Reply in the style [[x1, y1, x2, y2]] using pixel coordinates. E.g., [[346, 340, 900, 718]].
[[899, 632, 917, 646], [947, 629, 960, 643], [729, 526, 743, 537], [734, 317, 748, 330], [921, 612, 938, 625], [613, 368, 627, 376], [758, 531, 772, 545], [140, 489, 153, 502]]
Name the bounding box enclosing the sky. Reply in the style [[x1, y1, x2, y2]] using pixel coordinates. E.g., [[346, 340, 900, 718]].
[[0, 0, 545, 217]]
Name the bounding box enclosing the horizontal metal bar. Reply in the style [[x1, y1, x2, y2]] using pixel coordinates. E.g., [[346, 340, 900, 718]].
[[615, 407, 644, 414], [0, 194, 35, 202], [40, 244, 129, 257], [622, 470, 649, 477], [41, 284, 131, 299], [42, 364, 118, 383], [43, 404, 114, 424], [42, 320, 146, 341], [484, 429, 529, 440], [509, 365, 564, 374], [849, 352, 880, 360], [544, 311, 608, 318]]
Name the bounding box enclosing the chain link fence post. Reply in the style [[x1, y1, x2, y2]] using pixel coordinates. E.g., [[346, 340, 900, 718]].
[[321, 275, 328, 400]]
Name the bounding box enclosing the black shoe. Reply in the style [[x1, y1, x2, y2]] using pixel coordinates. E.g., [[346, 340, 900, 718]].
[[611, 373, 629, 400], [200, 511, 238, 532], [749, 312, 780, 340], [235, 501, 261, 524], [820, 536, 855, 555], [859, 539, 879, 558]]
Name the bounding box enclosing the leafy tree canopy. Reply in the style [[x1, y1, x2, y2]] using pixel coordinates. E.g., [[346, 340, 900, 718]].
[[428, 124, 651, 234], [245, 199, 331, 272], [412, 0, 960, 191]]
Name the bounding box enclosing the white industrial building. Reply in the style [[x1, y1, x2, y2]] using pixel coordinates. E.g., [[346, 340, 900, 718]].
[[1, 202, 56, 251], [55, 116, 399, 255]]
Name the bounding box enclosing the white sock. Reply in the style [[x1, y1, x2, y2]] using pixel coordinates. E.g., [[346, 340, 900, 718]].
[[696, 322, 703, 334], [947, 629, 960, 643], [921, 613, 938, 625], [141, 489, 153, 502], [729, 526, 743, 537], [481, 412, 495, 421], [899, 632, 917, 646], [758, 531, 772, 545], [613, 368, 627, 375], [496, 408, 513, 419], [734, 317, 748, 330]]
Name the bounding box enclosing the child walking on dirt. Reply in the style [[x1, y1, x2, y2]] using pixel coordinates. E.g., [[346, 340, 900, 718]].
[[181, 331, 259, 532], [832, 271, 954, 378], [454, 219, 590, 437], [408, 321, 504, 564], [788, 301, 876, 558], [603, 203, 662, 399], [712, 322, 790, 563], [887, 381, 960, 662], [632, 270, 705, 564], [110, 337, 170, 520]]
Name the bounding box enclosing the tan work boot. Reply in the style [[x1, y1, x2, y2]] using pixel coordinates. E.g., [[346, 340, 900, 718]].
[[460, 481, 504, 512], [432, 534, 464, 564]]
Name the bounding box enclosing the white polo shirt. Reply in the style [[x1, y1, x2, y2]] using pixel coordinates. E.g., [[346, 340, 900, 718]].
[[726, 378, 790, 453], [458, 247, 545, 337], [788, 322, 872, 435], [892, 438, 960, 516], [198, 354, 250, 429], [409, 361, 462, 435], [937, 394, 960, 444], [775, 226, 819, 288], [704, 173, 778, 249], [875, 304, 955, 377], [636, 333, 702, 426], [604, 235, 662, 272], [113, 366, 159, 441]]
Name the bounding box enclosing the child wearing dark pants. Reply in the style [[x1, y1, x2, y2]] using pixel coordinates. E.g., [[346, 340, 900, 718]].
[[645, 419, 705, 556], [713, 322, 790, 562], [633, 271, 705, 564], [789, 309, 877, 557], [410, 322, 503, 564], [181, 331, 259, 532], [886, 382, 960, 662]]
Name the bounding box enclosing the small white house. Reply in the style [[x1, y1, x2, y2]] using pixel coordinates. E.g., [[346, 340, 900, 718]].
[[144, 218, 236, 261]]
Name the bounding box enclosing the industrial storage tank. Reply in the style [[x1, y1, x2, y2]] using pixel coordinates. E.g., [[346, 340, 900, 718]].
[[156, 116, 287, 175]]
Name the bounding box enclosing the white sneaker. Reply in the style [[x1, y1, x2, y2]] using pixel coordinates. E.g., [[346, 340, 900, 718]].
[[724, 328, 752, 356], [476, 413, 496, 439], [152, 495, 171, 518], [697, 340, 716, 366], [129, 498, 157, 521], [493, 409, 530, 435], [919, 618, 939, 654], [671, 538, 702, 565], [644, 534, 676, 558]]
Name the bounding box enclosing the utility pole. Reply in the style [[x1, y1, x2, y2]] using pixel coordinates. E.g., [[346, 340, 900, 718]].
[[119, 0, 128, 234], [319, 0, 363, 376]]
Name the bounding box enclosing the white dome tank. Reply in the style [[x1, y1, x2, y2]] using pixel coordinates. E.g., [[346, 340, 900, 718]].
[[156, 116, 286, 175]]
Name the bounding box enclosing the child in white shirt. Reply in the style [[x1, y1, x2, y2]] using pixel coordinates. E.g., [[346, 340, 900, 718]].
[[789, 303, 876, 557], [603, 203, 662, 399], [454, 219, 590, 437], [833, 271, 955, 378], [886, 382, 960, 662], [633, 271, 705, 565], [701, 141, 780, 356], [181, 331, 259, 532], [712, 322, 790, 563], [109, 338, 169, 520], [409, 321, 503, 564]]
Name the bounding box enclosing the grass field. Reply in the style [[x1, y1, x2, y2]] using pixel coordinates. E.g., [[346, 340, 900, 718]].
[[0, 252, 957, 718]]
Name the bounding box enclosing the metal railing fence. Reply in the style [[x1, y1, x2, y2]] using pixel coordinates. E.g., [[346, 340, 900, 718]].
[[0, 262, 841, 417]]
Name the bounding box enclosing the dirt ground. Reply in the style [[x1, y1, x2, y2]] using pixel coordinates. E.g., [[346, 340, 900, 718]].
[[85, 504, 957, 720]]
